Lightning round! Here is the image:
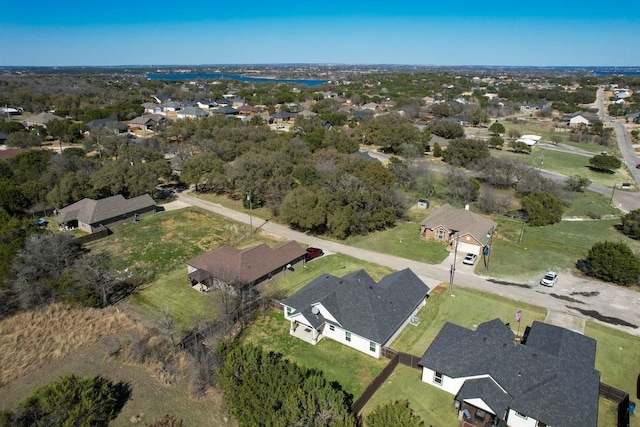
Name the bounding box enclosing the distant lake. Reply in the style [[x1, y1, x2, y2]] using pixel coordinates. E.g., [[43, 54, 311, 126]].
[[147, 72, 329, 86]]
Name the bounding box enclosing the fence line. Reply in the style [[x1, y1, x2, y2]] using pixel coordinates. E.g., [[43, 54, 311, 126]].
[[351, 354, 399, 414]]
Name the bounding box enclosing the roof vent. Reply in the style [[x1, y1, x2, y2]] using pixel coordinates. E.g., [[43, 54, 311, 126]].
[[311, 306, 320, 315]]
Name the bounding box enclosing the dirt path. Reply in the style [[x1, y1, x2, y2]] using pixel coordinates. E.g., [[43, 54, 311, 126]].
[[175, 191, 640, 337]]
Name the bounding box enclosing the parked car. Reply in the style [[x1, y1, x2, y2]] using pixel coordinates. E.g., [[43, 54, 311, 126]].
[[305, 247, 324, 261], [540, 271, 558, 287], [635, 163, 640, 169], [462, 253, 477, 265]]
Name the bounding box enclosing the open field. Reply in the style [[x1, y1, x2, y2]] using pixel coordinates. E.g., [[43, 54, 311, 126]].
[[85, 207, 275, 276], [239, 310, 388, 399], [488, 217, 640, 281]]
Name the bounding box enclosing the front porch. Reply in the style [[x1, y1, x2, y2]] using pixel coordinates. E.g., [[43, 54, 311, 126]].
[[290, 322, 324, 345], [456, 400, 499, 427]]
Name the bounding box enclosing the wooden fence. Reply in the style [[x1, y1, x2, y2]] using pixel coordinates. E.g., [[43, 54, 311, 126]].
[[74, 225, 111, 245], [599, 382, 630, 427], [351, 347, 423, 414], [351, 353, 399, 414]]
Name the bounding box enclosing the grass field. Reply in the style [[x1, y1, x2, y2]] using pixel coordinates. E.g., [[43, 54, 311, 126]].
[[130, 268, 219, 337], [86, 207, 274, 276], [390, 285, 547, 356], [488, 216, 640, 281], [239, 310, 388, 399]]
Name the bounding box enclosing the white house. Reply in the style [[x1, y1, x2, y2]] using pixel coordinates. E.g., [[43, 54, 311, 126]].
[[419, 319, 600, 427], [281, 269, 430, 358]]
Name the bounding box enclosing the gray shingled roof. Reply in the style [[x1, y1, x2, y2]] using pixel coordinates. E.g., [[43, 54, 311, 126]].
[[186, 241, 306, 286], [420, 204, 496, 245], [418, 320, 600, 427], [282, 269, 430, 344], [57, 194, 155, 225]]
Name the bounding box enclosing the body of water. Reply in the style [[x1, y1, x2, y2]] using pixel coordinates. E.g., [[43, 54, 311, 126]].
[[147, 72, 329, 86]]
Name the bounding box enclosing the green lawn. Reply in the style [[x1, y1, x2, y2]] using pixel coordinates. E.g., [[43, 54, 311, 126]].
[[487, 217, 640, 281], [343, 221, 450, 264], [563, 190, 622, 219], [391, 285, 547, 356], [359, 364, 460, 426], [130, 268, 218, 337], [85, 207, 281, 276], [239, 310, 388, 399]]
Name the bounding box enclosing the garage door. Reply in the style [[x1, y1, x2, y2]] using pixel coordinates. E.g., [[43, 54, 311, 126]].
[[457, 242, 481, 255]]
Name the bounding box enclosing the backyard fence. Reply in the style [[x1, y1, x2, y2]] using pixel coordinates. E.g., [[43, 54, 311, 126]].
[[351, 353, 399, 414], [351, 347, 423, 414], [599, 382, 630, 427], [74, 225, 111, 245]]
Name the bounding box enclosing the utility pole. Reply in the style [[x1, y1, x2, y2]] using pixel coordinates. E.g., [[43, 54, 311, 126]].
[[449, 229, 459, 296], [609, 183, 617, 206], [247, 193, 253, 234]]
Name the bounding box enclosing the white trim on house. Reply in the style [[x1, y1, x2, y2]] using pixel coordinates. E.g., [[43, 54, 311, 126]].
[[506, 409, 539, 427]]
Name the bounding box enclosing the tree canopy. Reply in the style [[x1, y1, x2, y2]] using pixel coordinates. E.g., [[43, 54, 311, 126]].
[[521, 192, 564, 226], [0, 374, 129, 427], [588, 154, 621, 172], [582, 241, 640, 286], [442, 138, 490, 167], [620, 209, 640, 240], [366, 399, 424, 427], [218, 344, 357, 427]]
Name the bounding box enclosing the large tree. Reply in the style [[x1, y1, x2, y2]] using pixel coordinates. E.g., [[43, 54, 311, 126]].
[[1, 375, 129, 427], [442, 138, 490, 167], [218, 344, 357, 427], [582, 241, 640, 286], [520, 192, 564, 226], [427, 120, 464, 139], [589, 154, 621, 172], [620, 209, 640, 240]]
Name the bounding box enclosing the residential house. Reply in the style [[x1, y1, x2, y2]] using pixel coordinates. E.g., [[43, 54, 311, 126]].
[[0, 132, 8, 145], [0, 148, 24, 160], [210, 106, 239, 116], [568, 111, 601, 127], [152, 94, 171, 104], [515, 134, 541, 146], [128, 114, 166, 132], [186, 241, 306, 292], [420, 204, 496, 255], [142, 102, 163, 115], [23, 112, 64, 129], [236, 104, 255, 116], [86, 118, 129, 134], [270, 110, 297, 122], [519, 102, 551, 115], [177, 106, 209, 119], [282, 269, 430, 358], [419, 319, 600, 427], [56, 194, 156, 233], [360, 102, 380, 111]]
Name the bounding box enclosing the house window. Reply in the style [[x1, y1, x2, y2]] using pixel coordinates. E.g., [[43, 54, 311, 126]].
[[345, 331, 351, 342], [433, 371, 443, 385], [329, 325, 335, 331], [286, 307, 292, 316], [475, 409, 486, 421], [536, 422, 548, 427], [436, 229, 445, 239], [514, 410, 528, 420], [369, 341, 376, 352]]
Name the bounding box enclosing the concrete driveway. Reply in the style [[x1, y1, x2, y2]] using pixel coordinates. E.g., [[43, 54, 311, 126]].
[[175, 191, 640, 336]]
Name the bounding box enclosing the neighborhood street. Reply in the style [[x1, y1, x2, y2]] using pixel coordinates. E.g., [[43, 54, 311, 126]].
[[175, 191, 640, 337]]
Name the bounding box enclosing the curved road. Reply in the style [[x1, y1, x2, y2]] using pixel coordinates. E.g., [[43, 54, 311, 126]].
[[176, 191, 640, 337]]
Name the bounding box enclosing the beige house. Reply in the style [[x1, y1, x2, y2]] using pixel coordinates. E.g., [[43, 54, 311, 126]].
[[420, 204, 496, 255]]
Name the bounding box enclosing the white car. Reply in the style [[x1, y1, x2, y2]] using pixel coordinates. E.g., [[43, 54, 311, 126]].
[[540, 271, 558, 287], [462, 253, 477, 265]]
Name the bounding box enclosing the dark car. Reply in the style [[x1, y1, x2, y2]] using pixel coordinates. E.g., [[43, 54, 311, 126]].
[[636, 164, 640, 169], [305, 247, 324, 261]]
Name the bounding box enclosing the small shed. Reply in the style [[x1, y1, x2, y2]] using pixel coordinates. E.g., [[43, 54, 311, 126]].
[[417, 198, 430, 209]]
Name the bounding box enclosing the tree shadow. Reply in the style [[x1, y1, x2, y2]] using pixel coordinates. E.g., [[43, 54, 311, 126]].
[[112, 381, 132, 417]]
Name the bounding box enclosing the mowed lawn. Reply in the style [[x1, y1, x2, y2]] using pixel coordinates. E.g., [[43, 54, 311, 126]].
[[239, 310, 388, 399], [390, 285, 547, 356], [486, 216, 640, 282]]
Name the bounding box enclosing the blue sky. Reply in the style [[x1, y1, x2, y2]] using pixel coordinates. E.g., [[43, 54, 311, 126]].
[[2, 1, 638, 67]]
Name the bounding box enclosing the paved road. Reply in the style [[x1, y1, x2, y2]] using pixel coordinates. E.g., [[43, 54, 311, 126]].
[[175, 191, 640, 336]]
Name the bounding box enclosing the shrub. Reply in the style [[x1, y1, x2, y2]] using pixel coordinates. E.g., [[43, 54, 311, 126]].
[[582, 241, 640, 286]]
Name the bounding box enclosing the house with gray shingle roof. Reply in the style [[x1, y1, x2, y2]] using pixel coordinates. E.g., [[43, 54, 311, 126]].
[[419, 319, 600, 427], [420, 204, 496, 256], [56, 194, 156, 233], [282, 269, 430, 358], [186, 241, 307, 292], [23, 112, 64, 129]]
